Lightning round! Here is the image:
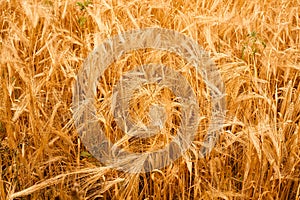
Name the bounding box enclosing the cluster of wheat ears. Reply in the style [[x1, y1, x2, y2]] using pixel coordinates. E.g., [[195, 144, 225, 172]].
[[0, 0, 300, 199]]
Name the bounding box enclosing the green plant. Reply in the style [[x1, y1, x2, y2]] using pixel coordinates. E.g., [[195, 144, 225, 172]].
[[76, 0, 92, 11], [80, 151, 92, 159], [78, 16, 87, 27], [241, 31, 266, 61], [76, 0, 92, 27]]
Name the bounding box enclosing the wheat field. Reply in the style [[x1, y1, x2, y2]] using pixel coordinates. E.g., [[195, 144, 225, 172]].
[[1, 0, 300, 199]]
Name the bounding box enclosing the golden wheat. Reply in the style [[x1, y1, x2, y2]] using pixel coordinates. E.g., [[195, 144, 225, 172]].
[[1, 0, 299, 199]]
